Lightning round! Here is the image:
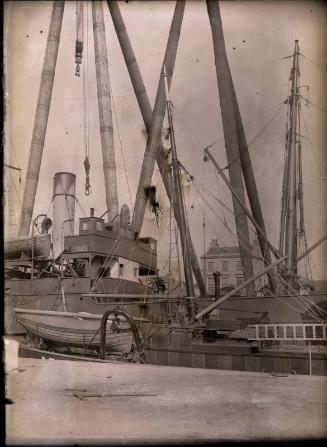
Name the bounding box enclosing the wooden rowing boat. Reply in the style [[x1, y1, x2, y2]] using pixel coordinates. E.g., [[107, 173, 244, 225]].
[[14, 308, 133, 354], [5, 235, 51, 260]]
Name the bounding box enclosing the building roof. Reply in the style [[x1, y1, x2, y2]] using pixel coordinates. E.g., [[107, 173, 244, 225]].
[[201, 244, 240, 259]]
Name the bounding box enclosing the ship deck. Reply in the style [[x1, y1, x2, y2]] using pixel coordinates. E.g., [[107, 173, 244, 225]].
[[6, 357, 327, 444]]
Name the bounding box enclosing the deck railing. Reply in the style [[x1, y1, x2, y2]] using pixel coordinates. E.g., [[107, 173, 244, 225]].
[[248, 323, 327, 341]]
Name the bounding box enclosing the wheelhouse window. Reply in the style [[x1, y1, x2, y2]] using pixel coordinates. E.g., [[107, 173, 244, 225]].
[[140, 237, 156, 251], [63, 258, 88, 277], [119, 264, 124, 276], [139, 265, 157, 276], [98, 266, 110, 277], [207, 261, 214, 272], [222, 261, 228, 272], [95, 221, 105, 231]]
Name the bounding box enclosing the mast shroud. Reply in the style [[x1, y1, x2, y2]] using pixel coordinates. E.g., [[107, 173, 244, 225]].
[[18, 1, 65, 237], [92, 1, 119, 221], [206, 0, 254, 295]]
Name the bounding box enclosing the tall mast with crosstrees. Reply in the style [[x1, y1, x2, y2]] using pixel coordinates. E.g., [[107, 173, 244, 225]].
[[279, 40, 301, 286], [163, 66, 195, 299]]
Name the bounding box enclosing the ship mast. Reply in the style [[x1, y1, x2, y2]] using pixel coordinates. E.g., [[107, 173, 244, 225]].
[[107, 0, 206, 296], [130, 0, 185, 237], [18, 1, 65, 237], [163, 66, 195, 299], [92, 1, 119, 221], [279, 40, 300, 286], [206, 0, 255, 295]]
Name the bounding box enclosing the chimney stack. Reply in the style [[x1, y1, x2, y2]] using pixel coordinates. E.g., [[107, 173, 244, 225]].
[[52, 172, 76, 258]]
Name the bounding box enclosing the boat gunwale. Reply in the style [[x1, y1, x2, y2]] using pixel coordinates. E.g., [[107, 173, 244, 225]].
[[13, 308, 150, 322]]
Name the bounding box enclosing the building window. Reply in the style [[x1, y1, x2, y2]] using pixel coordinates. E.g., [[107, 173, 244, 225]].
[[207, 261, 214, 272], [236, 261, 242, 271], [236, 276, 243, 286], [82, 222, 89, 231], [221, 276, 228, 287], [222, 261, 228, 272], [134, 267, 138, 277]]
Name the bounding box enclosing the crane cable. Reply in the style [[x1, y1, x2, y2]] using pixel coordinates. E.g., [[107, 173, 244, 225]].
[[76, 1, 91, 196]]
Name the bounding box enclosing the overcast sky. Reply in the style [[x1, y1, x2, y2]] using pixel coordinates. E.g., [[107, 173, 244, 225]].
[[4, 0, 327, 280]]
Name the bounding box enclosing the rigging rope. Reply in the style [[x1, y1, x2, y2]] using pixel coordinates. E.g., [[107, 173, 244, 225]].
[[193, 182, 260, 261], [75, 197, 87, 217], [109, 80, 134, 212], [192, 170, 326, 320], [81, 2, 91, 196], [184, 158, 277, 269], [4, 155, 22, 207], [295, 94, 313, 283], [299, 52, 327, 72], [270, 269, 327, 321], [171, 100, 285, 156], [180, 158, 206, 225], [91, 239, 121, 292]]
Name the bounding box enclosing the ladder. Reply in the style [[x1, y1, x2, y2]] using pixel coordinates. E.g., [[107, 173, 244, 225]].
[[248, 323, 327, 341]]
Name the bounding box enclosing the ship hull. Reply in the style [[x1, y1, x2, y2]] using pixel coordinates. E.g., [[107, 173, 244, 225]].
[[145, 341, 327, 376], [144, 323, 327, 375]]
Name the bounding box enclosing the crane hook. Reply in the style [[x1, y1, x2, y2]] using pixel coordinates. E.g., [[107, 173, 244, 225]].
[[85, 176, 91, 196], [84, 156, 91, 196]]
